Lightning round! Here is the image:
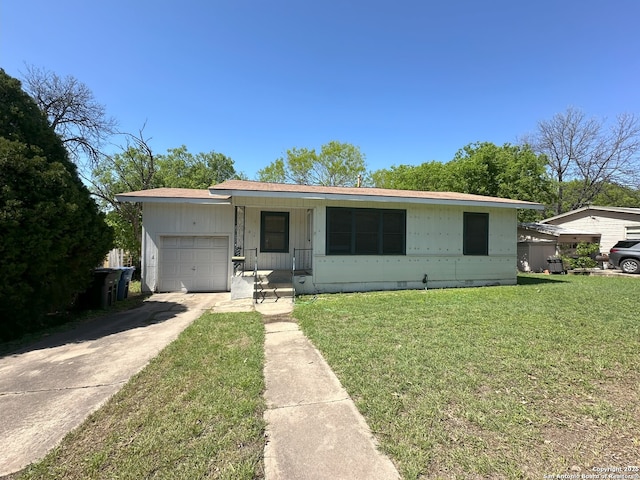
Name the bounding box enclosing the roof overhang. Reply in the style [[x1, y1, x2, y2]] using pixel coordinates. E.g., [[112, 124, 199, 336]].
[[519, 222, 601, 239], [115, 188, 230, 205], [541, 205, 640, 223], [210, 180, 544, 210], [218, 190, 543, 209]]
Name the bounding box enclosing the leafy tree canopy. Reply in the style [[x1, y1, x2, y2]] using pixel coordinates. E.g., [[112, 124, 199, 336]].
[[155, 146, 240, 188], [372, 142, 552, 221], [90, 141, 242, 263], [257, 140, 367, 186]]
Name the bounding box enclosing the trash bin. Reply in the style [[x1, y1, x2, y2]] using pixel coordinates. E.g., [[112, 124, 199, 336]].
[[547, 256, 565, 274], [78, 268, 121, 309], [116, 267, 135, 300]]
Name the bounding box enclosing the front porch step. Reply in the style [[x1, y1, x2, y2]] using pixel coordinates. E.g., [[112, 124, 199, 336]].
[[254, 286, 294, 303], [254, 274, 294, 302]]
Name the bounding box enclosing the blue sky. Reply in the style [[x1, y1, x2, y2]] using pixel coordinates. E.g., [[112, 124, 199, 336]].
[[2, 0, 639, 179]]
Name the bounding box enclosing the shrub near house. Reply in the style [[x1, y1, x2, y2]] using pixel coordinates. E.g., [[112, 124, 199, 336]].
[[0, 69, 113, 341]]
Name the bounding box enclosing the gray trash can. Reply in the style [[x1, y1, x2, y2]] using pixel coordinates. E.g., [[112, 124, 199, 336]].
[[79, 268, 121, 309], [116, 267, 136, 300], [547, 257, 565, 274]]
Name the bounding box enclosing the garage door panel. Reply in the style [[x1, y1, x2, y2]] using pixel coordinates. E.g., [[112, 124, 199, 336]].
[[159, 236, 228, 292], [193, 250, 214, 263]]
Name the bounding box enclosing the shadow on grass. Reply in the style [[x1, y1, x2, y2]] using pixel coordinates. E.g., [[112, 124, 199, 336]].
[[517, 274, 569, 286]]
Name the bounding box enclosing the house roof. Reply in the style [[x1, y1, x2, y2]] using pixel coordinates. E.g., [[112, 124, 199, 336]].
[[115, 188, 230, 204], [519, 222, 601, 237], [209, 180, 544, 210], [541, 205, 640, 223]]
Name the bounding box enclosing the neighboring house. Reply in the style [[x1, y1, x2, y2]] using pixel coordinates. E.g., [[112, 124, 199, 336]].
[[116, 180, 543, 296], [516, 205, 640, 272], [517, 223, 601, 272], [540, 206, 640, 253]]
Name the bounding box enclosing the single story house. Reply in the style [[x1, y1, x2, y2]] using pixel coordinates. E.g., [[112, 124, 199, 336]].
[[539, 206, 640, 254], [116, 180, 543, 296], [517, 223, 601, 272]]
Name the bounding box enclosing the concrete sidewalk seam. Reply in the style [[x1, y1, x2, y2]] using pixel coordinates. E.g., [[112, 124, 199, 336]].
[[264, 328, 298, 334], [266, 395, 351, 411]]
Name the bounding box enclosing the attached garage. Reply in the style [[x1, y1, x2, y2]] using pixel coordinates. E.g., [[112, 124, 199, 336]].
[[158, 236, 229, 292]]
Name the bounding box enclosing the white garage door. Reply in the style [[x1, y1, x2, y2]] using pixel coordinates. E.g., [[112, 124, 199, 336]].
[[159, 236, 228, 292]]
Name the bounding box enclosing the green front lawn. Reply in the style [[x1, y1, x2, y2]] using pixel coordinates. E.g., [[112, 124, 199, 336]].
[[296, 275, 640, 479], [19, 311, 265, 480], [15, 275, 639, 479]]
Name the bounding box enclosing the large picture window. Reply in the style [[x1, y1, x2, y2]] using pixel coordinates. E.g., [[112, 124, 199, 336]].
[[261, 211, 289, 253], [326, 207, 406, 255], [463, 212, 489, 255]]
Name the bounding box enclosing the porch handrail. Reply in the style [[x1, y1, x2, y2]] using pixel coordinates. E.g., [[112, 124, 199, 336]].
[[292, 248, 313, 303], [251, 248, 258, 303]]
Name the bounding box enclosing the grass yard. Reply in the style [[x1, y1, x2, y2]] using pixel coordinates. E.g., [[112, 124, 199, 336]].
[[296, 274, 640, 479], [18, 311, 265, 480]]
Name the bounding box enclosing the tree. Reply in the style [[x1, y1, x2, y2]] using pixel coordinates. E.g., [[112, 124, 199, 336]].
[[371, 161, 449, 191], [90, 141, 241, 264], [155, 146, 239, 188], [527, 107, 640, 215], [90, 131, 158, 264], [0, 69, 113, 340], [257, 141, 367, 186], [372, 143, 552, 221], [592, 182, 640, 207], [21, 65, 117, 168], [448, 143, 552, 211]]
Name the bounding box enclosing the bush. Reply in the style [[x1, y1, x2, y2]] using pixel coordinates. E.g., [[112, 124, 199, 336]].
[[565, 242, 600, 269], [0, 70, 113, 341]]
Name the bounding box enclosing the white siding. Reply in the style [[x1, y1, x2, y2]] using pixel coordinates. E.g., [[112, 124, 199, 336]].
[[242, 207, 311, 270], [138, 196, 523, 294], [301, 202, 518, 293], [548, 212, 640, 252], [141, 203, 234, 292]]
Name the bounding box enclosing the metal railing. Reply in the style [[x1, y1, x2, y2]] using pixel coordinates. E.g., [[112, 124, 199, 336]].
[[292, 248, 313, 302], [293, 248, 312, 273]]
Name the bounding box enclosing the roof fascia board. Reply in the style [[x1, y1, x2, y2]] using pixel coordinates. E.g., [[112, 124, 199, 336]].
[[115, 195, 231, 205], [541, 205, 640, 223], [214, 189, 544, 210]]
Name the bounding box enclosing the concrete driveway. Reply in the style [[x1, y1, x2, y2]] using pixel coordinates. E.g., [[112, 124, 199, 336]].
[[0, 292, 248, 477]]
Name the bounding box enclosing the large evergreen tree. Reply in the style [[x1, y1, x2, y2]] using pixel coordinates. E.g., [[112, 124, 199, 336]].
[[0, 69, 113, 340]]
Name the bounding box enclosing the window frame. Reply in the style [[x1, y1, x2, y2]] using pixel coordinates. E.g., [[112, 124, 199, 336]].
[[260, 211, 290, 253], [463, 212, 489, 256], [326, 207, 406, 255]]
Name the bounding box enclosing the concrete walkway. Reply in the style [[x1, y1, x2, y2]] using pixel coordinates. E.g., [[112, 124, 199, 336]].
[[258, 302, 400, 480], [1, 294, 399, 479], [0, 292, 251, 477]]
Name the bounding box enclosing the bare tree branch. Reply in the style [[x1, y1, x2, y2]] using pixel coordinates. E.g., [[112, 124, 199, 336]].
[[21, 64, 118, 169], [529, 107, 640, 214]]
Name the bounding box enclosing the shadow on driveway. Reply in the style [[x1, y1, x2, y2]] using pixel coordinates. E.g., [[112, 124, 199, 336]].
[[0, 292, 224, 477], [2, 299, 188, 359]]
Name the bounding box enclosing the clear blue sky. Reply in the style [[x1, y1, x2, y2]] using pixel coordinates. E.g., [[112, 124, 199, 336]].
[[2, 0, 639, 179]]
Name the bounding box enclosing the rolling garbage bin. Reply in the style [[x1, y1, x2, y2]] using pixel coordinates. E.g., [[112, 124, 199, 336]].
[[116, 267, 135, 300], [78, 268, 121, 309], [547, 257, 565, 274]]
